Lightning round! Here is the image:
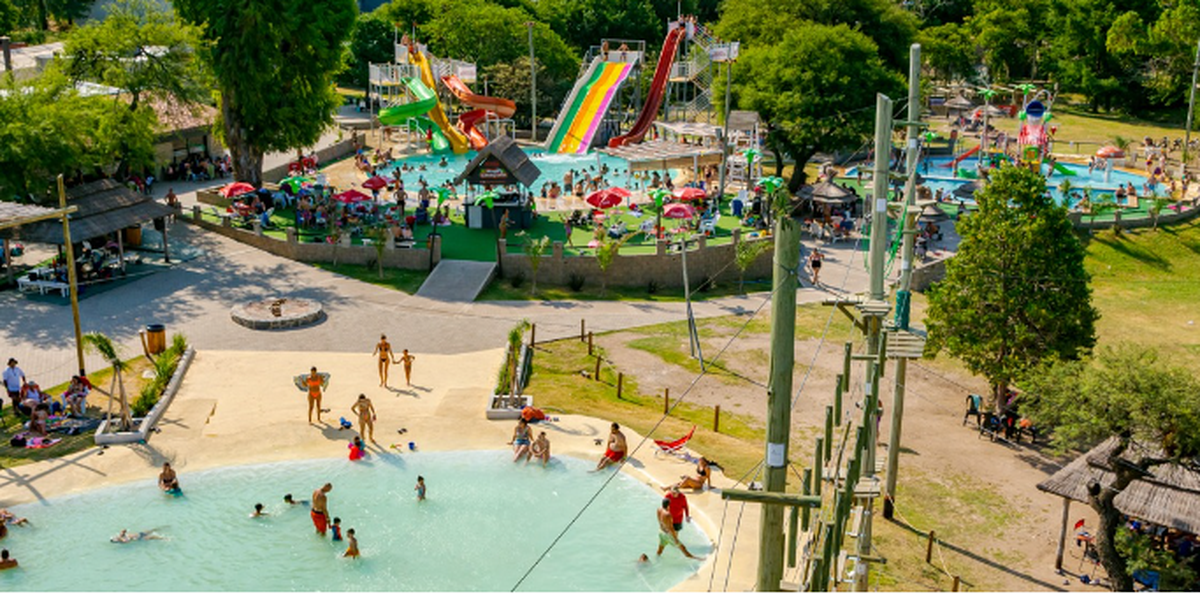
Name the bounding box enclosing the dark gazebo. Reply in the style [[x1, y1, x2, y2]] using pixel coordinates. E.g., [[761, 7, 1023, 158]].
[[453, 136, 541, 230]]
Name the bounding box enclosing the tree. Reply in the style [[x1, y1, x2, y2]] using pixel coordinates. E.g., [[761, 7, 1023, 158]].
[[368, 225, 390, 278], [340, 13, 397, 88], [521, 234, 550, 294], [175, 0, 357, 186], [733, 235, 769, 293], [715, 23, 904, 191], [534, 0, 659, 52], [481, 57, 563, 130], [1023, 344, 1200, 592], [595, 233, 629, 294], [83, 332, 134, 432], [925, 165, 1098, 408], [0, 0, 18, 36], [1148, 196, 1170, 229], [970, 0, 1049, 82], [503, 319, 530, 407], [917, 23, 976, 82]]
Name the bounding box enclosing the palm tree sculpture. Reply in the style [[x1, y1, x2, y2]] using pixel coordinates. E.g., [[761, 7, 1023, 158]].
[[83, 332, 134, 432]]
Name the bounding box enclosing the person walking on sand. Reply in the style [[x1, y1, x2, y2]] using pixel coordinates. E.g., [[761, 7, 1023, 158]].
[[594, 422, 628, 471], [306, 367, 325, 424], [373, 335, 396, 387], [656, 500, 698, 559], [311, 483, 333, 536], [351, 394, 377, 442], [343, 529, 359, 558], [397, 349, 416, 387]]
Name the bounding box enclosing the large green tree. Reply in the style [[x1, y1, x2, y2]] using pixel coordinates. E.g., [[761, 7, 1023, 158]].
[[340, 13, 399, 88], [917, 22, 976, 82], [925, 166, 1098, 406], [0, 0, 18, 36], [176, 0, 356, 185], [1023, 345, 1200, 591], [534, 0, 659, 52], [715, 23, 904, 191]]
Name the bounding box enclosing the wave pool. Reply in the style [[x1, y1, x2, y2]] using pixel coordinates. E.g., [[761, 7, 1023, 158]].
[[0, 451, 709, 591]]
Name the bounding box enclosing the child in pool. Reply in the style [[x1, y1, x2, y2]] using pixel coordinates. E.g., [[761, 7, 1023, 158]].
[[415, 476, 426, 502], [343, 529, 359, 558], [331, 517, 343, 541], [251, 503, 268, 517]]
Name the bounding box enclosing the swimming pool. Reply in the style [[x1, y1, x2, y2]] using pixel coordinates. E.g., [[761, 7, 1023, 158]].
[[384, 149, 669, 194], [845, 157, 1157, 206], [1, 451, 709, 591]]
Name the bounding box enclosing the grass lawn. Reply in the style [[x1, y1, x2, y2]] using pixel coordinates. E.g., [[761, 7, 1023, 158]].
[[0, 358, 151, 468], [1049, 106, 1189, 148], [310, 262, 430, 295]]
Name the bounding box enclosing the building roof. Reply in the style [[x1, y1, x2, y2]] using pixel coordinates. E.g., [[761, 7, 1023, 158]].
[[2, 179, 174, 244], [144, 96, 217, 136], [653, 121, 722, 139], [0, 201, 75, 231], [728, 110, 759, 132], [598, 140, 722, 172], [453, 136, 541, 188], [1037, 437, 1200, 534]]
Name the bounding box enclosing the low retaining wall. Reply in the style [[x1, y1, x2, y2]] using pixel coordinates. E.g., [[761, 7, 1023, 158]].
[[95, 347, 196, 445], [1070, 201, 1200, 231], [498, 229, 774, 290], [184, 207, 441, 270]]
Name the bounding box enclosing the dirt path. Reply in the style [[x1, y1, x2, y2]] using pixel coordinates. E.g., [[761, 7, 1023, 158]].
[[596, 326, 1105, 591]]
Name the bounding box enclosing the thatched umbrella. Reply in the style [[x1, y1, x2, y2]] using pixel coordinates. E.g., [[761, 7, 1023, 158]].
[[918, 203, 950, 223], [952, 180, 983, 200], [946, 95, 974, 117], [810, 181, 854, 204]]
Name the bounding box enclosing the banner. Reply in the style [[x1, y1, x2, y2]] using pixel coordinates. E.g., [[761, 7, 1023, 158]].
[[708, 42, 739, 63], [394, 43, 408, 64], [456, 64, 477, 83]]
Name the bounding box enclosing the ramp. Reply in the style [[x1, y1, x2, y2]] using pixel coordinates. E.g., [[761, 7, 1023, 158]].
[[415, 259, 497, 302]]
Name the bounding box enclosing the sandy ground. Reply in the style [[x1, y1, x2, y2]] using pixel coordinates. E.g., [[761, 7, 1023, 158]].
[[0, 348, 764, 592], [597, 325, 1104, 591]]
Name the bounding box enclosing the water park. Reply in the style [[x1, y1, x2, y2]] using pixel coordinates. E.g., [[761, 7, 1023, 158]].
[[4, 0, 1200, 592]]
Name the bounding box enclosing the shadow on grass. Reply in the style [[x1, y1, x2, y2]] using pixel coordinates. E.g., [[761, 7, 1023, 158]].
[[1086, 233, 1171, 271], [888, 518, 1068, 591]]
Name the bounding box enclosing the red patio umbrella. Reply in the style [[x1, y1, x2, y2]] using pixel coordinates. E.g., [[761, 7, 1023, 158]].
[[1095, 146, 1125, 159], [585, 187, 630, 209], [673, 187, 706, 201], [220, 182, 256, 198], [332, 189, 372, 203], [362, 176, 390, 190], [662, 203, 697, 219]]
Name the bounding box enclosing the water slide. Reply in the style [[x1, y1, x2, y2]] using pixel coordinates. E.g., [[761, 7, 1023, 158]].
[[942, 144, 979, 168], [546, 58, 634, 154], [1052, 162, 1077, 176], [607, 26, 685, 148], [441, 74, 516, 150], [377, 79, 451, 154], [408, 48, 469, 154]]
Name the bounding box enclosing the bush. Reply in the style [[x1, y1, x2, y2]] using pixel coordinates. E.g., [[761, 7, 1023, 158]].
[[696, 275, 716, 292], [647, 279, 661, 294], [131, 334, 189, 417], [567, 272, 586, 292], [508, 270, 526, 288]]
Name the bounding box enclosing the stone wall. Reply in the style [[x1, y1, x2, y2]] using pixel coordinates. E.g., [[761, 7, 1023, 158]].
[[497, 229, 774, 290], [1070, 201, 1200, 231], [910, 257, 948, 293], [184, 206, 440, 270]]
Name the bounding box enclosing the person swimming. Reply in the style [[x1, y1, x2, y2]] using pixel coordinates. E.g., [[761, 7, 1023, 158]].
[[111, 529, 165, 543], [283, 494, 309, 507], [251, 503, 268, 517]]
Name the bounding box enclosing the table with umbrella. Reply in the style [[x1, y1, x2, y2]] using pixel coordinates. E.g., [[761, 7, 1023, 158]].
[[585, 187, 631, 237], [1096, 145, 1125, 183], [220, 182, 256, 199]]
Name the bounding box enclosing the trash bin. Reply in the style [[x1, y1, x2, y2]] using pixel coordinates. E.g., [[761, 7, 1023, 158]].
[[145, 324, 166, 355]]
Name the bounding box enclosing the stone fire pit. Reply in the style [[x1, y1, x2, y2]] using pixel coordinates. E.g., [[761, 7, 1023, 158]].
[[231, 297, 324, 330]]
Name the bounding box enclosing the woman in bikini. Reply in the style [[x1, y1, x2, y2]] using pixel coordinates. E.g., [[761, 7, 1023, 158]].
[[306, 367, 324, 424], [509, 418, 534, 463], [809, 249, 825, 286], [674, 457, 712, 490], [373, 335, 396, 387]]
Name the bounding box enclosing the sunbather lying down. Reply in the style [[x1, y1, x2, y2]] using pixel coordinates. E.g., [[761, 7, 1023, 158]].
[[110, 529, 165, 544]]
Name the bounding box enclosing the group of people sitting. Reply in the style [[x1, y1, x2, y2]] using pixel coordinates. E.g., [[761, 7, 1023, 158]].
[[163, 154, 232, 183], [508, 408, 552, 466], [4, 359, 93, 441]]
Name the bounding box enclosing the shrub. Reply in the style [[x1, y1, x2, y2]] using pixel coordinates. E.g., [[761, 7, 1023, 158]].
[[131, 335, 189, 417], [509, 270, 526, 288], [567, 272, 586, 292], [647, 279, 661, 294]]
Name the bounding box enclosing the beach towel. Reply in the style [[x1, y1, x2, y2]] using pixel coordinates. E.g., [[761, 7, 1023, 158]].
[[293, 372, 330, 392]]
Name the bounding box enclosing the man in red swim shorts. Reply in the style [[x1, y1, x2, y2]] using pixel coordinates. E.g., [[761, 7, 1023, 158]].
[[594, 422, 628, 471], [311, 483, 333, 535]]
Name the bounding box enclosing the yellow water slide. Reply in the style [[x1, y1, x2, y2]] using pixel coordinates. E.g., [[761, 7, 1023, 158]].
[[409, 49, 469, 154]]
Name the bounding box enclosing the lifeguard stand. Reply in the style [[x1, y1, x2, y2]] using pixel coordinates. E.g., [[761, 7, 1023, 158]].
[[725, 110, 763, 188]]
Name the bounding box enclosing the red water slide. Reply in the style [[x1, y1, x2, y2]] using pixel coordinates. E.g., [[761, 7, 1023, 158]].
[[458, 109, 490, 150], [441, 74, 516, 150], [607, 26, 686, 148]]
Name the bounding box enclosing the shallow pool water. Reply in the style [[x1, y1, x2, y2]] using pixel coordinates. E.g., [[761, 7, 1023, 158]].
[[845, 157, 1157, 206], [1, 451, 709, 591], [384, 149, 672, 195]]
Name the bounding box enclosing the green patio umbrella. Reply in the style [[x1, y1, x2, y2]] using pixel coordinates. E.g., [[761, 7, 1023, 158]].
[[648, 188, 671, 241], [280, 175, 312, 193], [433, 187, 452, 208]]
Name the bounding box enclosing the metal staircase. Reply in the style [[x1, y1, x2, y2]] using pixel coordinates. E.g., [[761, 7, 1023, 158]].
[[668, 22, 718, 122]]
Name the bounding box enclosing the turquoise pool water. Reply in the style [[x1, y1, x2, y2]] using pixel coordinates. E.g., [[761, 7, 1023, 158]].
[[845, 157, 1157, 206], [385, 150, 667, 194], [1, 451, 709, 591]]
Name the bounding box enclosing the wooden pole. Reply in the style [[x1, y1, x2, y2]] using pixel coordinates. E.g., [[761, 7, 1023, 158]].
[[925, 530, 936, 563], [1054, 498, 1071, 570], [580, 318, 585, 340], [594, 355, 601, 381], [813, 437, 824, 497], [616, 372, 623, 399], [952, 575, 960, 592], [713, 404, 720, 433], [788, 505, 800, 568], [824, 405, 833, 462], [587, 331, 594, 355], [59, 175, 85, 376], [842, 342, 852, 391], [663, 388, 670, 414], [530, 323, 536, 346], [800, 468, 812, 532], [3, 238, 11, 286]]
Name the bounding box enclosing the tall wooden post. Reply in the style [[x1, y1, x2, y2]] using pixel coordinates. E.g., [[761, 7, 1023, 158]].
[[1055, 498, 1071, 570], [58, 175, 85, 376], [755, 184, 802, 591]]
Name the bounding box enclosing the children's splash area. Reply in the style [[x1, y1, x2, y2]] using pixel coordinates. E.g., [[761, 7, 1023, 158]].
[[1, 451, 707, 591]]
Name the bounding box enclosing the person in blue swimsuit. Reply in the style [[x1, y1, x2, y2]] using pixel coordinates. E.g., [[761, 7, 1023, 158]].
[[509, 418, 534, 463], [415, 476, 426, 501]]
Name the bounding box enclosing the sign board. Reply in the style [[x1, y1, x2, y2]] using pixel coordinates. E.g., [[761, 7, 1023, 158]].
[[394, 43, 408, 65], [708, 42, 739, 63], [929, 95, 946, 106], [466, 157, 517, 186], [456, 63, 477, 83]]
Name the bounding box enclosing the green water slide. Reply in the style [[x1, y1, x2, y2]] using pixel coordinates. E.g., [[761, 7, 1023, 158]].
[[1052, 162, 1077, 176], [407, 116, 451, 154], [378, 78, 437, 125]]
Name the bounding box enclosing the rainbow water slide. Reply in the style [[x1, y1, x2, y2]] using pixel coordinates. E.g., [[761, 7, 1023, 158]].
[[547, 58, 634, 154], [441, 74, 516, 150], [408, 49, 469, 154], [608, 26, 685, 148]]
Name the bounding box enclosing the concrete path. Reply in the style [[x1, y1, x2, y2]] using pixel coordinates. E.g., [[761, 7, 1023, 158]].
[[415, 259, 497, 302]]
